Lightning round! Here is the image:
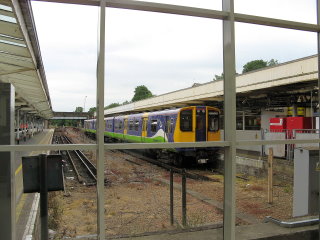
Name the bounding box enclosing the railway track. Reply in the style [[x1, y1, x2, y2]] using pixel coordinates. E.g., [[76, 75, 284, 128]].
[[58, 135, 97, 186], [114, 149, 220, 182]]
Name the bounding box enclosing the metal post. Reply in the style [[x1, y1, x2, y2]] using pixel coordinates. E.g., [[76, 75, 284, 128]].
[[24, 112, 27, 142], [182, 169, 187, 227], [0, 83, 16, 240], [17, 109, 20, 144], [267, 148, 273, 204], [223, 0, 236, 239], [97, 0, 106, 239], [39, 154, 48, 240], [317, 1, 320, 238], [170, 169, 174, 225]]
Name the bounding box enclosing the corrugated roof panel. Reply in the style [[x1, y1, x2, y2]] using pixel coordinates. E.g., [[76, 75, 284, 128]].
[[0, 0, 53, 119]]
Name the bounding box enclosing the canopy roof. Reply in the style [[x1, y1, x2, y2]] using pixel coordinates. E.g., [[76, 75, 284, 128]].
[[0, 0, 52, 119]]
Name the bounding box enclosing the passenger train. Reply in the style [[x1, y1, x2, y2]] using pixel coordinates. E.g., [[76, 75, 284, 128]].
[[84, 106, 220, 166]]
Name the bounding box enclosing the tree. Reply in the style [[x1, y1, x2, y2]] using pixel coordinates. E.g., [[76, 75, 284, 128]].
[[242, 60, 267, 73], [242, 59, 280, 74], [88, 107, 96, 117], [267, 59, 279, 66], [122, 100, 130, 105], [213, 73, 224, 81], [75, 106, 83, 112], [131, 85, 153, 102], [104, 103, 121, 110]]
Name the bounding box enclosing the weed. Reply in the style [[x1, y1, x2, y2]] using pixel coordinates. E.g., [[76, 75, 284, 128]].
[[187, 212, 208, 227], [48, 192, 64, 230], [283, 185, 292, 193]]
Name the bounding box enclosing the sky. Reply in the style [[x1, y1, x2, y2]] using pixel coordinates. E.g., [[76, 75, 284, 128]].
[[31, 0, 317, 112]]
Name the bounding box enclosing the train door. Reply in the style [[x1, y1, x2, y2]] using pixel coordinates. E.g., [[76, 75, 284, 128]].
[[196, 107, 207, 142], [142, 118, 148, 141]]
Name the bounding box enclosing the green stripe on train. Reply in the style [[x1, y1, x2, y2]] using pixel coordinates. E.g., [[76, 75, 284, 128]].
[[85, 129, 166, 143]]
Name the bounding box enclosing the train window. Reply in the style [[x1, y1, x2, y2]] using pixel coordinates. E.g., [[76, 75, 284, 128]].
[[151, 120, 157, 132], [135, 120, 139, 131], [245, 116, 261, 130], [115, 121, 119, 130], [208, 110, 219, 132], [180, 110, 192, 131], [119, 121, 123, 130], [129, 120, 134, 130]]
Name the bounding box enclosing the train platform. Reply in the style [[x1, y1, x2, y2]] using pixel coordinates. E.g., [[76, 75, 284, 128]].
[[15, 129, 54, 240]]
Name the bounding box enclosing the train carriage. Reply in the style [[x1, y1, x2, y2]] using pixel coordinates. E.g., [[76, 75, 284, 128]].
[[84, 106, 220, 166]]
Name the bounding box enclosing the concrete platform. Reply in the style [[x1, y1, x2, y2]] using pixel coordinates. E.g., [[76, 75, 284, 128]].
[[15, 129, 54, 240]]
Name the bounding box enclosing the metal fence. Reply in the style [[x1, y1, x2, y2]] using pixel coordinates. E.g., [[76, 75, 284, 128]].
[[264, 129, 320, 160]]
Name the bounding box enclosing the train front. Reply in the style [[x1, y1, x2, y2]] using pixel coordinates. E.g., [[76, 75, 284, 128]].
[[174, 106, 220, 165]]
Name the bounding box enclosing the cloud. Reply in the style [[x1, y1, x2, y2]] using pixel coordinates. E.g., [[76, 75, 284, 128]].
[[31, 1, 317, 111]]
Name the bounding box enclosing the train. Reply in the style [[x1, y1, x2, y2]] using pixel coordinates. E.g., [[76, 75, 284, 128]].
[[84, 106, 221, 166]]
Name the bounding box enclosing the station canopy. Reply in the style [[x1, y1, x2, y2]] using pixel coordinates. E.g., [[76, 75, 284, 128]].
[[0, 0, 53, 119]]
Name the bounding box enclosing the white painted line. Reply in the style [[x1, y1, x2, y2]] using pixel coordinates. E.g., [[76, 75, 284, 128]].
[[22, 193, 40, 240]]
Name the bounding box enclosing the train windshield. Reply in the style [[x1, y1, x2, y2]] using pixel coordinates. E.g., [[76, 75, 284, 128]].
[[208, 110, 219, 131], [180, 109, 192, 131]]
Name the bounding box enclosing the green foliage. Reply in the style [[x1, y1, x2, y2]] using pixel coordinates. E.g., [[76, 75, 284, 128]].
[[88, 107, 96, 115], [131, 85, 153, 102], [75, 106, 83, 112], [267, 58, 279, 66], [242, 60, 267, 73], [213, 73, 224, 81], [242, 59, 279, 73], [122, 100, 130, 105], [104, 103, 121, 110]]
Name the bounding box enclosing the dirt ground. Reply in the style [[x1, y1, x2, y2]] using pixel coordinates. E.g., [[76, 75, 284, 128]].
[[49, 127, 295, 239]]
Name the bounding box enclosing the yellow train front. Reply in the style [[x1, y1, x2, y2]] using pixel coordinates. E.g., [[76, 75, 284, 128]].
[[84, 106, 220, 166], [168, 106, 220, 166]]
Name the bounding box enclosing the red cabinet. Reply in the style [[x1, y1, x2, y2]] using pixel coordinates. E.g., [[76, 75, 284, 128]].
[[286, 117, 313, 130], [269, 117, 286, 132]]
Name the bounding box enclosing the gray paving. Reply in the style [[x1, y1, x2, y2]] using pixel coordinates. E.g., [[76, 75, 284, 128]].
[[15, 129, 54, 240]]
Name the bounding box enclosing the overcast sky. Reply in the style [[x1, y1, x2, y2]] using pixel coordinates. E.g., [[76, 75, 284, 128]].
[[31, 0, 317, 112]]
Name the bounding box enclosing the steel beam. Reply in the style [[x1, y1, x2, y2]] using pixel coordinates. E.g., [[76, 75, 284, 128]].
[[0, 137, 320, 153], [0, 83, 16, 240], [223, 0, 236, 239], [96, 0, 106, 239], [317, 0, 320, 238], [234, 13, 319, 32], [33, 0, 319, 32]]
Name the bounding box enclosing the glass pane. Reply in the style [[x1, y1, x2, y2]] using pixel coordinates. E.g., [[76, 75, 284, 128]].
[[104, 145, 224, 237], [235, 0, 316, 24], [235, 20, 318, 236]]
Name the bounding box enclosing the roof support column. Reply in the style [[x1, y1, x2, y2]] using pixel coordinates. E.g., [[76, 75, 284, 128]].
[[222, 0, 236, 239], [0, 83, 16, 240], [96, 0, 106, 239]]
